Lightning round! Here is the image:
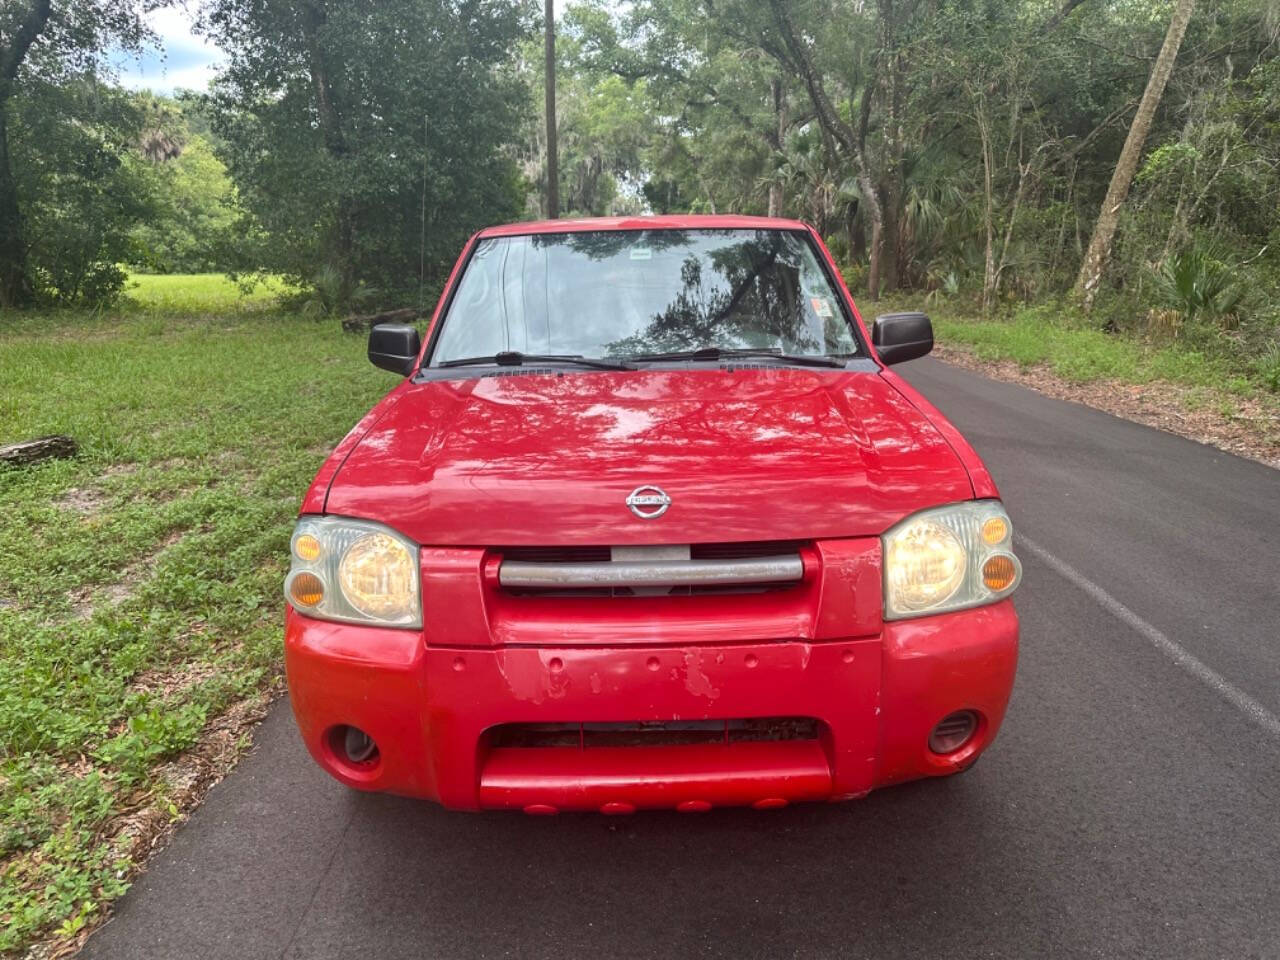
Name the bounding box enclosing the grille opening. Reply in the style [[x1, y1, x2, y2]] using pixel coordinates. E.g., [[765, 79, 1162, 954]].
[[928, 711, 979, 755], [496, 541, 809, 597], [499, 541, 808, 565], [501, 582, 798, 598], [491, 717, 821, 749]]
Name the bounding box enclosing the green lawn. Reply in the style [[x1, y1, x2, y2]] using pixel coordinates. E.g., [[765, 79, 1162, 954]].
[[0, 279, 387, 953], [125, 272, 298, 315], [871, 295, 1280, 397]]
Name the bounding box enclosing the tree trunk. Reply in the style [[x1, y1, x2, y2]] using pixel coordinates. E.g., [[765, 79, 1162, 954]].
[[867, 221, 882, 302], [300, 3, 355, 301], [878, 13, 907, 294], [879, 184, 900, 292], [544, 0, 559, 219], [1074, 0, 1197, 310], [767, 76, 786, 218], [0, 91, 32, 308], [848, 204, 866, 263], [765, 0, 884, 299], [0, 0, 54, 309], [973, 87, 997, 310]]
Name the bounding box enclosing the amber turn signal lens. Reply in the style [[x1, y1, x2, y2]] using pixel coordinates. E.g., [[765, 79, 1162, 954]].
[[982, 555, 1017, 591], [981, 516, 1009, 546], [294, 534, 323, 562], [289, 572, 324, 607]]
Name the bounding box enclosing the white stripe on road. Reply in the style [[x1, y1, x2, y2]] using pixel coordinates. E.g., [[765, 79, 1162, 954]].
[[1018, 534, 1280, 739]]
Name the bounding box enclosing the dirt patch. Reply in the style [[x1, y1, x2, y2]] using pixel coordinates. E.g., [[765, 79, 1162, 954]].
[[128, 660, 219, 699], [53, 487, 110, 515], [68, 582, 132, 620], [67, 530, 186, 620], [933, 344, 1280, 469], [25, 692, 279, 960], [52, 465, 140, 516]]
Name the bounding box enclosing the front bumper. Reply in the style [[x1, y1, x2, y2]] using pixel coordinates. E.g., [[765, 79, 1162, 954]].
[[284, 599, 1019, 812]]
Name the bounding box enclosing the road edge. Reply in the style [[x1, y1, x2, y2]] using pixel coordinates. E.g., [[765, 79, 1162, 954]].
[[932, 343, 1279, 471]]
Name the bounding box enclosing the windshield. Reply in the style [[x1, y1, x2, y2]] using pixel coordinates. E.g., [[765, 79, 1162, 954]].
[[429, 229, 859, 365]]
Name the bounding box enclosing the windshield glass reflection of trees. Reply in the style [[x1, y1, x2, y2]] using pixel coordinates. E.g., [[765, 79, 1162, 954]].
[[431, 230, 859, 364]]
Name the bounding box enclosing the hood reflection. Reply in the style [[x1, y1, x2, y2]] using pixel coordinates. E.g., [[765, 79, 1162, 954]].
[[324, 369, 972, 546]]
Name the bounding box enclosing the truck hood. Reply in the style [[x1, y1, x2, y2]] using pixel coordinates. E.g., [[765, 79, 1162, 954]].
[[323, 368, 973, 546]]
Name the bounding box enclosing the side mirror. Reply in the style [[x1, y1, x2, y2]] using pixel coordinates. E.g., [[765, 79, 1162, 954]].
[[368, 323, 421, 376], [872, 312, 933, 365]]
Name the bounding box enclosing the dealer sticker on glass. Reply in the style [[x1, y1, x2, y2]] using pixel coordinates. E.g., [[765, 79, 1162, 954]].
[[810, 296, 834, 318]]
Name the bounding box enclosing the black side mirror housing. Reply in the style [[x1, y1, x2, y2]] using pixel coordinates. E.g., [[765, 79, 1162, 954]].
[[368, 323, 422, 376], [872, 312, 933, 365]]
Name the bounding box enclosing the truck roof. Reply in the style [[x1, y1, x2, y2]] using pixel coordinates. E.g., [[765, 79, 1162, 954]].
[[477, 214, 812, 238]]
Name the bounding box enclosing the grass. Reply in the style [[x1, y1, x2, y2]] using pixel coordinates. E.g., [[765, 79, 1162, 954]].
[[878, 296, 1269, 398], [124, 273, 298, 315], [0, 276, 387, 953]]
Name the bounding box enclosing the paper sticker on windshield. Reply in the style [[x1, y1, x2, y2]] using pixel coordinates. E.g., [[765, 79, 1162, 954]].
[[630, 247, 653, 261], [810, 297, 834, 318]]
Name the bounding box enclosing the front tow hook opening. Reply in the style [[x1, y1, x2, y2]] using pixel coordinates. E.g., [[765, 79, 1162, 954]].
[[327, 724, 381, 775]]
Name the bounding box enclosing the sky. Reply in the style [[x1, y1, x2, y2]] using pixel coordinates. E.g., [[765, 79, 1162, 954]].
[[113, 8, 222, 95], [114, 2, 574, 96]]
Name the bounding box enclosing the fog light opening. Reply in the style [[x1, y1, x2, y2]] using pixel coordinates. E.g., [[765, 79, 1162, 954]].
[[928, 710, 978, 755], [333, 725, 379, 767]]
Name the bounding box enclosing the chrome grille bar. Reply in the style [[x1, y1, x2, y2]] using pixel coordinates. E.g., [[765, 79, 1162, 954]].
[[498, 555, 804, 590]]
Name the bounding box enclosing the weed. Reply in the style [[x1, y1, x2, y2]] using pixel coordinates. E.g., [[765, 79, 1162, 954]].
[[1256, 342, 1280, 393], [0, 275, 389, 953]]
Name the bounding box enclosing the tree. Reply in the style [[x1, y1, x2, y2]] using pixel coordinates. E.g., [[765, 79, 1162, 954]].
[[0, 0, 155, 307], [132, 129, 239, 273], [201, 0, 533, 305], [1074, 0, 1198, 310], [521, 9, 655, 219], [0, 0, 49, 307], [11, 76, 156, 302]]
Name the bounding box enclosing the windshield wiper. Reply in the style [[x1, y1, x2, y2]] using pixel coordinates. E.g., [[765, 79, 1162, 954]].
[[626, 347, 848, 369], [438, 351, 636, 371]]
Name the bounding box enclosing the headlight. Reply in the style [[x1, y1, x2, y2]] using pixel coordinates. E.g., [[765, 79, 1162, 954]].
[[883, 501, 1021, 620], [285, 517, 421, 628]]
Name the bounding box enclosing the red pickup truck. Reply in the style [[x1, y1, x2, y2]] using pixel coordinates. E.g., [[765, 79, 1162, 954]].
[[283, 215, 1021, 813]]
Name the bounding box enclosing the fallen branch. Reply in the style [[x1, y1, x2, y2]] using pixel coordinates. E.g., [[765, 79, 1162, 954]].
[[0, 435, 77, 466], [340, 307, 424, 334]]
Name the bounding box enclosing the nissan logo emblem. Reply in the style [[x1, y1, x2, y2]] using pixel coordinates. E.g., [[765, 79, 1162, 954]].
[[625, 485, 672, 519]]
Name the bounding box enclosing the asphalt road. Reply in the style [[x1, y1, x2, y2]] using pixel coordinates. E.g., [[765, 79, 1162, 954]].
[[81, 358, 1280, 960]]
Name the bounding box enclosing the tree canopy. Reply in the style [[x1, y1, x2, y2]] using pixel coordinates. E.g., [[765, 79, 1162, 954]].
[[0, 0, 1276, 348], [198, 0, 534, 305]]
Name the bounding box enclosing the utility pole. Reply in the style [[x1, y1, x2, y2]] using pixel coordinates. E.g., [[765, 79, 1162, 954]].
[[544, 0, 559, 219]]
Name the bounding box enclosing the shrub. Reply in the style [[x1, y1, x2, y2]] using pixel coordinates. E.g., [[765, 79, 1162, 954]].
[[1152, 244, 1246, 325], [1255, 341, 1280, 393]]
